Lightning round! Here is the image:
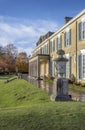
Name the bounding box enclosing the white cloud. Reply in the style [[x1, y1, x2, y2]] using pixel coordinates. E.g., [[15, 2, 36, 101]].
[[18, 47, 33, 56], [0, 16, 58, 55], [0, 36, 13, 46]]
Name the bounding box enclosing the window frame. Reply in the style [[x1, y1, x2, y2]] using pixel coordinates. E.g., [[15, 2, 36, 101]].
[[81, 21, 85, 40], [64, 28, 71, 47], [56, 35, 62, 50]]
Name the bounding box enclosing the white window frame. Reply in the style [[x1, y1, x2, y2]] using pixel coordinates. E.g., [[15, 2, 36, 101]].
[[66, 53, 70, 78], [80, 49, 85, 80], [81, 21, 85, 40], [50, 39, 55, 53], [66, 28, 70, 46], [81, 16, 85, 40], [57, 34, 62, 50], [45, 43, 48, 54], [82, 54, 85, 79]]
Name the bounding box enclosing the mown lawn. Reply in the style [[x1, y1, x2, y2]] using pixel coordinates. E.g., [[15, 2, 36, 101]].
[[0, 75, 85, 130], [69, 83, 85, 92]]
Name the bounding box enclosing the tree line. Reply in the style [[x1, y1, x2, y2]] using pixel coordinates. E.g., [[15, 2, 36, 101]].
[[0, 44, 29, 74]]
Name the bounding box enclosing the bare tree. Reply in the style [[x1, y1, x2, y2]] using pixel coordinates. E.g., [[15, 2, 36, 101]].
[[5, 44, 18, 58]]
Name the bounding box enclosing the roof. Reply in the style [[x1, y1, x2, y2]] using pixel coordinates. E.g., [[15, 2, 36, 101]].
[[32, 9, 85, 53]]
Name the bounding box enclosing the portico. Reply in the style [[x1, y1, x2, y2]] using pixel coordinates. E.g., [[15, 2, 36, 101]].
[[29, 54, 50, 79]]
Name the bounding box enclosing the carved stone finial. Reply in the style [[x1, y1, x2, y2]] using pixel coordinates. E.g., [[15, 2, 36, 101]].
[[57, 49, 65, 55]]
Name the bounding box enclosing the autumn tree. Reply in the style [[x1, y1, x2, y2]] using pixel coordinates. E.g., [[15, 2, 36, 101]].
[[3, 44, 18, 72], [15, 52, 29, 73], [0, 46, 5, 73], [0, 44, 18, 73]]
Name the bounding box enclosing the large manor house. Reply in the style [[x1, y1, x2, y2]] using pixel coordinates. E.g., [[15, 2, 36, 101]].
[[29, 9, 85, 83]]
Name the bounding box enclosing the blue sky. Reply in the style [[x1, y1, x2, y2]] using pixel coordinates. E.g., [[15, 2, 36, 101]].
[[0, 0, 85, 55]]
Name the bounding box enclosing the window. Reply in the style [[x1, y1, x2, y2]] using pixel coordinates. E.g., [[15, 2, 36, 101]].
[[42, 47, 44, 54], [82, 22, 85, 39], [40, 48, 42, 54], [64, 29, 71, 47], [53, 40, 55, 52], [50, 41, 52, 53], [79, 21, 85, 40], [66, 54, 71, 78], [41, 44, 48, 54], [50, 40, 55, 53], [45, 44, 48, 54], [82, 55, 85, 79], [56, 35, 62, 50], [78, 49, 85, 80]]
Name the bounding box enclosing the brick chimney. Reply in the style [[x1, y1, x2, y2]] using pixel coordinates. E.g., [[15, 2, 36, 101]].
[[64, 17, 73, 24]]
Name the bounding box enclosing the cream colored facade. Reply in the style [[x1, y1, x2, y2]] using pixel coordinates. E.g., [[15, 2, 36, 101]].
[[29, 54, 49, 79], [29, 9, 85, 82]]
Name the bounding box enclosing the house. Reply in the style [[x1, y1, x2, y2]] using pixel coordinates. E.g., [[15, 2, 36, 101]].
[[29, 9, 85, 82]]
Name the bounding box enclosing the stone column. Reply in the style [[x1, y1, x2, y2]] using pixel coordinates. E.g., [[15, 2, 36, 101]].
[[37, 58, 40, 79]]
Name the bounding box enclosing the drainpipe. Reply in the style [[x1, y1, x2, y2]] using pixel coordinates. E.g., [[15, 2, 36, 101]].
[[37, 57, 38, 79], [76, 21, 78, 82], [49, 39, 51, 75]]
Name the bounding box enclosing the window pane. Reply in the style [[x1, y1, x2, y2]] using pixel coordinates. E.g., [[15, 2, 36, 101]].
[[83, 55, 85, 78], [57, 36, 62, 50], [83, 22, 85, 39], [65, 30, 71, 46]]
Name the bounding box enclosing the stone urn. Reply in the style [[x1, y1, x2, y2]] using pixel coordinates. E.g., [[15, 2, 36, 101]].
[[51, 50, 72, 101]]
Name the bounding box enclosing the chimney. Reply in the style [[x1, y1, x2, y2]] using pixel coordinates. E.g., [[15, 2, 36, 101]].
[[64, 17, 73, 24]]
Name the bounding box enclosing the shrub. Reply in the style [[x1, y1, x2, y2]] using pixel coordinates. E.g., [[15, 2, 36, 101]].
[[74, 81, 81, 86], [81, 83, 85, 87], [70, 74, 75, 83]]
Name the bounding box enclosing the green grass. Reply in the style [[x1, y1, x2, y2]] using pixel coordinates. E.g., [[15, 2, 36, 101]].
[[0, 78, 50, 108], [0, 74, 17, 84], [69, 83, 85, 92], [43, 78, 54, 83], [0, 75, 85, 130]]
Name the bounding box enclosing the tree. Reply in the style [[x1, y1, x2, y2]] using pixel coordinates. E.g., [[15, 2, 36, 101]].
[[0, 46, 5, 73], [0, 44, 18, 73], [4, 44, 18, 72], [0, 46, 4, 55], [5, 44, 18, 58], [15, 52, 29, 73]]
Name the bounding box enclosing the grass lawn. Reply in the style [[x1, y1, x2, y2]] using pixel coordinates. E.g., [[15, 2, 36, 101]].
[[0, 75, 85, 130], [69, 83, 85, 92]]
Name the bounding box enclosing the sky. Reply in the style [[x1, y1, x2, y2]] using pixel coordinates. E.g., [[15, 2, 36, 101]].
[[0, 0, 85, 55]]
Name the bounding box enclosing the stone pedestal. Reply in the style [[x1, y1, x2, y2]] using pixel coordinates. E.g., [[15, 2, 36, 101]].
[[51, 78, 71, 101], [51, 50, 72, 101]]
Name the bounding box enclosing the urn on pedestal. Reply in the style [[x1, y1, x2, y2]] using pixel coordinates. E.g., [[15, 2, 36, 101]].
[[51, 50, 72, 101]]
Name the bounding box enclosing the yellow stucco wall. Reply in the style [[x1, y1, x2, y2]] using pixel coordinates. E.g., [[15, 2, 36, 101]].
[[29, 10, 85, 81], [40, 61, 49, 77]]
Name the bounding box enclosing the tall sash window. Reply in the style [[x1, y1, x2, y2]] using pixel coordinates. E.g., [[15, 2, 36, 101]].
[[56, 35, 62, 50], [78, 18, 85, 40], [78, 49, 85, 80], [64, 28, 71, 47], [66, 54, 71, 78]]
